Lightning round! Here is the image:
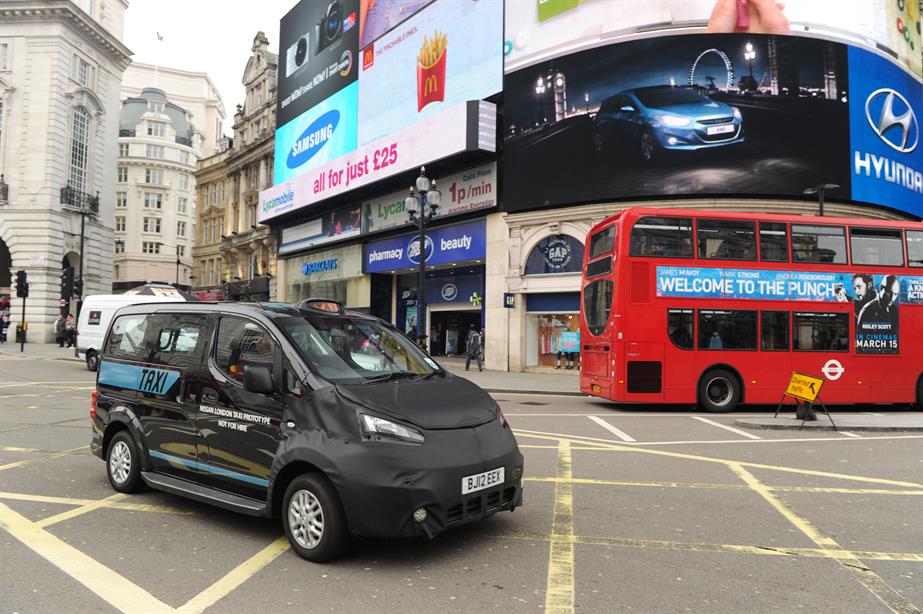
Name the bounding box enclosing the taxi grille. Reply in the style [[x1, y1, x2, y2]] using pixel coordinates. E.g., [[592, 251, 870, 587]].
[[447, 486, 517, 524]]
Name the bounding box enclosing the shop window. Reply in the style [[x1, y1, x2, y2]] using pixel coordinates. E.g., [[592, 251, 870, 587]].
[[697, 219, 756, 260], [667, 309, 693, 350], [791, 224, 847, 264], [583, 280, 613, 336], [793, 312, 849, 352], [629, 216, 693, 258], [532, 314, 580, 368], [698, 309, 757, 350], [589, 226, 615, 259], [759, 222, 788, 262], [850, 228, 904, 267], [761, 311, 789, 351], [909, 231, 923, 267]]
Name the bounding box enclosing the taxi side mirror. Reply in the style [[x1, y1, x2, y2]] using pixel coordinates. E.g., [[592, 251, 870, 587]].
[[243, 365, 275, 395]]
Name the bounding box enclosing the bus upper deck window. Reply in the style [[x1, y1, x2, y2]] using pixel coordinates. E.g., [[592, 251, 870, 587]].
[[759, 222, 788, 262], [630, 216, 693, 258], [589, 226, 616, 259], [850, 227, 904, 267], [697, 219, 757, 260], [791, 224, 847, 264], [909, 231, 923, 267]]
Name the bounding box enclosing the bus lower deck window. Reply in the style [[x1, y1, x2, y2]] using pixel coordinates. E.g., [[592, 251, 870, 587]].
[[698, 310, 757, 351], [792, 312, 849, 351]]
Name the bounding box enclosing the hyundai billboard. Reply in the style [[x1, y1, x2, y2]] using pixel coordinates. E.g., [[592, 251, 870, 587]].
[[274, 81, 359, 185], [278, 0, 360, 127], [505, 0, 921, 78], [357, 0, 502, 145]]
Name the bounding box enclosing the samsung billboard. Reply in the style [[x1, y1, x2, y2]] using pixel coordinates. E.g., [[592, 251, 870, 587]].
[[502, 33, 922, 218]]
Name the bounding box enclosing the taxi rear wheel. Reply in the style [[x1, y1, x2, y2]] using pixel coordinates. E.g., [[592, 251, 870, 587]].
[[106, 431, 142, 493], [282, 473, 347, 562]]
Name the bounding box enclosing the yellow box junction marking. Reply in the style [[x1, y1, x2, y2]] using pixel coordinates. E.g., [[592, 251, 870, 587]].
[[544, 440, 575, 614], [785, 372, 825, 402]]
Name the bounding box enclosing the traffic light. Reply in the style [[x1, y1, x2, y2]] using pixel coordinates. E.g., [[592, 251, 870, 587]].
[[15, 270, 28, 298], [60, 268, 74, 298], [73, 276, 83, 298]]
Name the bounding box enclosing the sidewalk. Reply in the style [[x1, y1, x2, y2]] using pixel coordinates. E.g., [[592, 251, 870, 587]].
[[0, 342, 82, 362]]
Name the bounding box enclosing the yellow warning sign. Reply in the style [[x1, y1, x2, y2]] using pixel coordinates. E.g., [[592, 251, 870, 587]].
[[785, 372, 824, 402]]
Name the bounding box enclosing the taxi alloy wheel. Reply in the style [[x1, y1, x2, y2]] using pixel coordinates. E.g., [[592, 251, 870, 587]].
[[106, 431, 142, 493], [282, 473, 347, 562]]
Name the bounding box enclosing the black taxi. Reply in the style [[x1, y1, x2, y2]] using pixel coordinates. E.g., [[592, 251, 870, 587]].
[[90, 300, 523, 561]]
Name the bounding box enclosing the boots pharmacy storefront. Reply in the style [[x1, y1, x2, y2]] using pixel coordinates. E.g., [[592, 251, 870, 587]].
[[365, 219, 487, 356]]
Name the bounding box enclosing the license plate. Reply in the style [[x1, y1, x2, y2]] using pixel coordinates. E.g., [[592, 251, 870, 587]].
[[707, 124, 735, 135], [462, 467, 505, 494]]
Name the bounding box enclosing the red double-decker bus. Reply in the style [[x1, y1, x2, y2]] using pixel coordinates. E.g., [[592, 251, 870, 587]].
[[579, 207, 923, 412]]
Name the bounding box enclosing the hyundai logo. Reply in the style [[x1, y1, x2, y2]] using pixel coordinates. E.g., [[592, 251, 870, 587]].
[[407, 236, 435, 264], [865, 88, 918, 154], [441, 284, 458, 301]]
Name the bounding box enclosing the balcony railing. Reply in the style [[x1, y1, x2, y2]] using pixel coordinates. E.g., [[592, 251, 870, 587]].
[[119, 129, 135, 137], [176, 136, 193, 146], [0, 175, 8, 204], [60, 184, 99, 214]]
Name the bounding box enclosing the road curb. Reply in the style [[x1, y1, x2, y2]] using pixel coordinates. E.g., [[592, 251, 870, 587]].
[[483, 388, 586, 397], [735, 418, 923, 432]]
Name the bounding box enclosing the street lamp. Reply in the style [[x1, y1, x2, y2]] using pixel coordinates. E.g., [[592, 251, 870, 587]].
[[155, 242, 182, 286], [744, 41, 756, 80], [405, 166, 441, 346], [535, 76, 547, 124], [803, 183, 840, 217]]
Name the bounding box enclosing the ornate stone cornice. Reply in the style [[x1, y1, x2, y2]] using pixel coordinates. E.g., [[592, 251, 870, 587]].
[[0, 1, 132, 66]]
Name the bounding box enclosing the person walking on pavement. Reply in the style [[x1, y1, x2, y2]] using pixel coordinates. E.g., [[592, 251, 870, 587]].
[[464, 324, 483, 372], [54, 314, 66, 347], [64, 314, 76, 348]]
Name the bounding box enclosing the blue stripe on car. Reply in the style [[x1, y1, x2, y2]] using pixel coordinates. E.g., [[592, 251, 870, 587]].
[[148, 450, 269, 487], [98, 361, 181, 394]]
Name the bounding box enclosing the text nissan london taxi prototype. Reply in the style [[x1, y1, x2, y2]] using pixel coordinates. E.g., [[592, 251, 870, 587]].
[[90, 300, 523, 562]]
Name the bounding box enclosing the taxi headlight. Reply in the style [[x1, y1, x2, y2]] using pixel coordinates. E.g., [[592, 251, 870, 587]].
[[360, 414, 425, 444]]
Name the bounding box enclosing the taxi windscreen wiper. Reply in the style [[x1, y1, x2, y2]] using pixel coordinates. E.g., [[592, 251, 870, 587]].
[[365, 371, 420, 384]]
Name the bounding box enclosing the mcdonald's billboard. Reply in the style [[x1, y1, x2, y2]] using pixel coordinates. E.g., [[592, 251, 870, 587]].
[[357, 0, 502, 147]]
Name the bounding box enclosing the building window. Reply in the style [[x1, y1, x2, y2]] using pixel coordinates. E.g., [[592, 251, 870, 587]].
[[148, 101, 165, 114], [117, 167, 127, 183], [0, 96, 5, 161], [116, 191, 126, 208], [147, 122, 166, 137], [118, 143, 129, 157], [145, 168, 163, 184], [177, 245, 185, 257], [0, 43, 10, 70], [177, 197, 187, 214], [146, 144, 165, 159], [68, 106, 91, 192], [71, 54, 95, 87], [249, 168, 258, 190], [114, 242, 124, 254], [142, 241, 161, 254], [248, 205, 257, 227], [179, 151, 189, 165], [178, 173, 189, 190], [144, 193, 162, 209], [115, 216, 126, 232], [177, 221, 186, 237], [143, 217, 161, 233], [218, 181, 225, 202]]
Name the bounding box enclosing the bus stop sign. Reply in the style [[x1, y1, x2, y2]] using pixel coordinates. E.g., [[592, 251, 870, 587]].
[[785, 372, 825, 402]]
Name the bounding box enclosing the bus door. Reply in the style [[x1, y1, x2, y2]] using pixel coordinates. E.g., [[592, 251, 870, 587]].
[[582, 277, 614, 392]]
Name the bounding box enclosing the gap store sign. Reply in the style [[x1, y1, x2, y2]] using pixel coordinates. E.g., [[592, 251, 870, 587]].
[[365, 220, 485, 273]]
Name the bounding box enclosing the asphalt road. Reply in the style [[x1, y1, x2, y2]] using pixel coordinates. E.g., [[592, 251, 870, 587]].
[[1, 353, 921, 613]]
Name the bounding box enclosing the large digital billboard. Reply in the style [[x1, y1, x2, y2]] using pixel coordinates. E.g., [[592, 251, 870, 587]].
[[359, 0, 431, 50], [502, 33, 923, 218], [278, 0, 360, 128], [274, 81, 359, 184], [357, 0, 503, 146], [504, 0, 921, 78]]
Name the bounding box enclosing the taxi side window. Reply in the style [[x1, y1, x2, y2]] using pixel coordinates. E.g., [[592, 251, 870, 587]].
[[215, 317, 276, 382], [105, 314, 150, 361], [151, 314, 207, 368]]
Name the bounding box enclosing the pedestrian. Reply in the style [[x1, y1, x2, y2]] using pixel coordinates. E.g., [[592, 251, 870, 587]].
[[0, 314, 8, 344], [417, 333, 428, 352], [64, 314, 76, 348], [708, 330, 723, 349], [465, 324, 483, 372], [54, 314, 66, 347]]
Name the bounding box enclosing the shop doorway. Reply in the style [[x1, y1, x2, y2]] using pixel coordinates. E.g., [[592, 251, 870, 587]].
[[429, 309, 481, 357]]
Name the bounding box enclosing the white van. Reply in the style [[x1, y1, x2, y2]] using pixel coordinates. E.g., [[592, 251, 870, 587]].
[[77, 294, 184, 371]]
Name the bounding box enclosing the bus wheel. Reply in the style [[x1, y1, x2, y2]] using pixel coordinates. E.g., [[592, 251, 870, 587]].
[[699, 369, 740, 413]]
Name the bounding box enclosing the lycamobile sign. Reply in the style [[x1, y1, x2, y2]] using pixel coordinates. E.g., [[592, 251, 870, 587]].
[[262, 184, 295, 216]]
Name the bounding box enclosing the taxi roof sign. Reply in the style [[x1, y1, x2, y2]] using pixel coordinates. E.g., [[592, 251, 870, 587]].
[[298, 298, 344, 314], [785, 372, 824, 402]]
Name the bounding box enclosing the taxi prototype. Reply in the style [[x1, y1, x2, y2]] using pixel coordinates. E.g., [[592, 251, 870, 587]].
[[90, 300, 523, 561]]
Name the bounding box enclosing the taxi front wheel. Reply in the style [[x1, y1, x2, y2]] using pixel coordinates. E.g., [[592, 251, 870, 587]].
[[282, 473, 347, 562], [106, 431, 143, 493]]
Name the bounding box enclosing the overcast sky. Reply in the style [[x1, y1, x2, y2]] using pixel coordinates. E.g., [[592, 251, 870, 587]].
[[123, 0, 296, 134]]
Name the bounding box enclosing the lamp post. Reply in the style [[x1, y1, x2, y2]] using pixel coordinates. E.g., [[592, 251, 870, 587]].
[[535, 76, 547, 125], [405, 167, 441, 346], [155, 242, 182, 286], [745, 42, 756, 80], [803, 183, 840, 217]]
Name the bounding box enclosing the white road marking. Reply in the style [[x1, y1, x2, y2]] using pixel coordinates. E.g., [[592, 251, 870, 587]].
[[692, 416, 762, 440], [587, 416, 636, 442], [839, 431, 863, 438], [512, 428, 923, 447]]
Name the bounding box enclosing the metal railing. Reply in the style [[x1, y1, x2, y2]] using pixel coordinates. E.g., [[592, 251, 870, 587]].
[[60, 184, 99, 214], [0, 174, 8, 203]]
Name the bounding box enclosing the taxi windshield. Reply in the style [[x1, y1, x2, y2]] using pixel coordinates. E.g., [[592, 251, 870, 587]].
[[278, 313, 438, 384]]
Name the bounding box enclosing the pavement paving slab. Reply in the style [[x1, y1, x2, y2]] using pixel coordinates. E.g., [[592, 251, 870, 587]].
[[736, 414, 923, 431]]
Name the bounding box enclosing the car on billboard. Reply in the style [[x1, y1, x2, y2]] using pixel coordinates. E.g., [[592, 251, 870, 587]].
[[594, 86, 744, 162]]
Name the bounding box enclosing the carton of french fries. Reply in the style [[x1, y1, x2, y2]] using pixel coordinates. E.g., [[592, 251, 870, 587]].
[[417, 29, 447, 111]]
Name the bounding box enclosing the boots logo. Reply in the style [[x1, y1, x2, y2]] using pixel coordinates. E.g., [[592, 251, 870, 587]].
[[441, 283, 458, 301], [287, 110, 340, 169], [407, 236, 434, 264], [866, 89, 918, 154]]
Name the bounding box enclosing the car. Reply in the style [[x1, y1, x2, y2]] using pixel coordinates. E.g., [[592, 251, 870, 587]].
[[90, 299, 523, 562], [594, 86, 744, 162], [76, 294, 186, 371]]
